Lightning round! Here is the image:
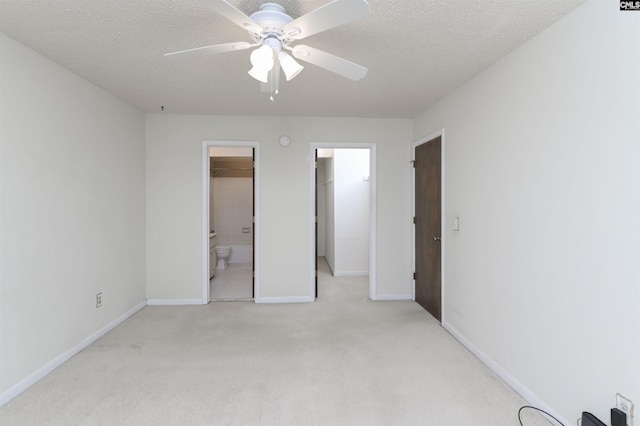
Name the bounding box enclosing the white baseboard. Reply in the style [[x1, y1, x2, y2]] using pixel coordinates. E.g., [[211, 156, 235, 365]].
[[0, 301, 146, 408], [442, 320, 569, 426], [372, 294, 413, 301], [146, 299, 203, 306], [255, 296, 314, 304], [326, 259, 335, 275], [332, 271, 369, 277]]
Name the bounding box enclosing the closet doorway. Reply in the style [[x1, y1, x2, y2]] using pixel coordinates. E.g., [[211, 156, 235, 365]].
[[309, 143, 377, 301]]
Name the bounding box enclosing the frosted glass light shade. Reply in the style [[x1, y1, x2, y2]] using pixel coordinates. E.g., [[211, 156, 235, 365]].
[[248, 45, 274, 83], [248, 66, 270, 83], [279, 52, 304, 81]]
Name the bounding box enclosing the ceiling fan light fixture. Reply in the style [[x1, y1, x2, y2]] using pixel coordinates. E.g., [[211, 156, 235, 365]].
[[279, 52, 304, 81], [250, 45, 274, 68], [248, 45, 274, 82], [248, 65, 270, 83], [168, 0, 372, 93]]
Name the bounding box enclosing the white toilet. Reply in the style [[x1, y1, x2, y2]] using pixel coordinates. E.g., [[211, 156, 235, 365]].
[[215, 246, 232, 270]]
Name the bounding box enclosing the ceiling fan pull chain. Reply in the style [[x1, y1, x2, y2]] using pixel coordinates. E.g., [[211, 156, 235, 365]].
[[269, 50, 282, 102], [275, 54, 281, 95]]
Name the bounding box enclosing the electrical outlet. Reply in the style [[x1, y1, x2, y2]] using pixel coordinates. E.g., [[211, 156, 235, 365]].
[[616, 393, 634, 426], [96, 292, 103, 308]]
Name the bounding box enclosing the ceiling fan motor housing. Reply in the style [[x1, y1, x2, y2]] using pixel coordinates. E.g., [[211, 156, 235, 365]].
[[249, 3, 293, 37]]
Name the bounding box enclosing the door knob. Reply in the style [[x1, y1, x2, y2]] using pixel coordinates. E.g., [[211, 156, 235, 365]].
[[433, 236, 441, 242]]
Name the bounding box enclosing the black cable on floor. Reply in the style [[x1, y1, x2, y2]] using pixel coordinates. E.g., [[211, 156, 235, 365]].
[[518, 405, 565, 426]]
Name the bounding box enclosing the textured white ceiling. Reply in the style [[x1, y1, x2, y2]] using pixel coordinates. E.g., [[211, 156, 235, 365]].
[[0, 0, 584, 118]]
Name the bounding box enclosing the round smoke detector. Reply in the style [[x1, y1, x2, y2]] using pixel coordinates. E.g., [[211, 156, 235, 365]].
[[279, 135, 291, 147]]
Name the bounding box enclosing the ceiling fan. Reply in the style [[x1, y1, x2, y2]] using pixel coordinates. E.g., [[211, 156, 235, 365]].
[[165, 0, 370, 98]]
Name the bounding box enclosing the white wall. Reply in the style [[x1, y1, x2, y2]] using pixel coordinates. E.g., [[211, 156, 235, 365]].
[[413, 1, 640, 423], [145, 115, 412, 301], [209, 176, 215, 232], [333, 149, 370, 275], [316, 159, 327, 257], [0, 33, 146, 397], [212, 177, 253, 245], [324, 157, 335, 270]]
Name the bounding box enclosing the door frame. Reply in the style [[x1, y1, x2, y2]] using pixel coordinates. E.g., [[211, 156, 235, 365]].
[[411, 129, 446, 321], [309, 142, 377, 300], [202, 140, 260, 304]]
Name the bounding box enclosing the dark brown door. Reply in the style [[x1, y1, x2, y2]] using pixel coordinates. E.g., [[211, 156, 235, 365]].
[[414, 136, 442, 320]]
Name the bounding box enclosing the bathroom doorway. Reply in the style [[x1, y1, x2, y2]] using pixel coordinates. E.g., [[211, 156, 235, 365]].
[[310, 143, 377, 301], [202, 141, 259, 303]]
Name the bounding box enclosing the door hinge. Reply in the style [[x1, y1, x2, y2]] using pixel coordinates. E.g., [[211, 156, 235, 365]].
[[413, 216, 416, 224], [315, 161, 318, 169], [413, 272, 416, 280], [411, 160, 416, 168], [252, 216, 255, 224]]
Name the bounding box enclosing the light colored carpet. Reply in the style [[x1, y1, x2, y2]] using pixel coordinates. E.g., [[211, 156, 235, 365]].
[[0, 258, 549, 425]]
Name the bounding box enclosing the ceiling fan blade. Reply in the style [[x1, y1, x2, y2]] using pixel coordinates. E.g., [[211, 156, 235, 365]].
[[199, 0, 262, 34], [165, 41, 253, 58], [282, 0, 370, 41], [291, 45, 367, 81]]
